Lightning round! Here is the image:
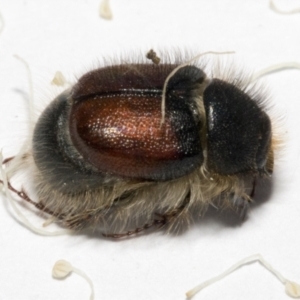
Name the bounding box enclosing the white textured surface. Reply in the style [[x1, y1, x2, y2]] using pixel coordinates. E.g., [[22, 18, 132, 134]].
[[0, 1, 300, 299]]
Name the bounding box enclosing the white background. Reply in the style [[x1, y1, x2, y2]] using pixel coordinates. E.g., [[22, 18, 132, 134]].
[[0, 1, 300, 299]]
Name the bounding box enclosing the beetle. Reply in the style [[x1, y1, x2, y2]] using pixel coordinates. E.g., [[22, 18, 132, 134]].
[[2, 52, 276, 237]]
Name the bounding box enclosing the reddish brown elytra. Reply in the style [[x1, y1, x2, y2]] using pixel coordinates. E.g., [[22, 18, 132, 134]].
[[69, 64, 204, 180]]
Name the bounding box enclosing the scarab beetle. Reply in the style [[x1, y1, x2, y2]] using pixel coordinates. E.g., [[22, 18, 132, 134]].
[[3, 53, 276, 237]]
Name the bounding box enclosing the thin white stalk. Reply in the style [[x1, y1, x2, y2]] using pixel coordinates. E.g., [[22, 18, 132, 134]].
[[0, 152, 71, 236], [0, 11, 4, 34], [251, 62, 300, 82], [14, 55, 35, 131], [270, 0, 300, 15], [186, 253, 300, 299], [72, 267, 95, 300]]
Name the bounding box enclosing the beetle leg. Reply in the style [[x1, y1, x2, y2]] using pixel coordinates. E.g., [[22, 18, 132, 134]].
[[0, 179, 63, 219], [103, 196, 191, 239]]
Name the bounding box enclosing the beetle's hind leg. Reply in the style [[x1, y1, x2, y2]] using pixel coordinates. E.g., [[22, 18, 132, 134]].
[[230, 194, 251, 220], [1, 179, 65, 219], [102, 219, 164, 239], [0, 155, 66, 222], [228, 177, 257, 220], [103, 194, 191, 239]]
